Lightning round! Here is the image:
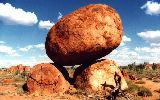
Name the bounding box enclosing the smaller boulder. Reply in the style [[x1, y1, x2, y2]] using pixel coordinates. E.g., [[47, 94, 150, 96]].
[[74, 59, 128, 94], [26, 63, 70, 94]]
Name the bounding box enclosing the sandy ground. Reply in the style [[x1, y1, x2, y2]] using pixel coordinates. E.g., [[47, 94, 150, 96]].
[[1, 71, 160, 100], [0, 94, 80, 100], [137, 78, 160, 100], [0, 85, 80, 100]]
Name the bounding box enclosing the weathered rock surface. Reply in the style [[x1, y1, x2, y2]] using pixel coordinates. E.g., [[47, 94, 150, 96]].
[[45, 4, 123, 65], [74, 59, 128, 94], [26, 63, 70, 94]]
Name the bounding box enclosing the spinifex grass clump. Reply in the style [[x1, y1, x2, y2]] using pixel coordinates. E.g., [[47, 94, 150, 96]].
[[135, 80, 145, 84], [125, 81, 152, 97], [137, 86, 152, 97]]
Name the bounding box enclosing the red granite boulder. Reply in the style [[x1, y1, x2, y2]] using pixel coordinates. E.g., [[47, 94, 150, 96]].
[[74, 59, 128, 94], [45, 4, 123, 66], [26, 63, 70, 94]]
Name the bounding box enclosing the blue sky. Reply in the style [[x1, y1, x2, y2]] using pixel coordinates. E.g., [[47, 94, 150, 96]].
[[0, 0, 160, 67]]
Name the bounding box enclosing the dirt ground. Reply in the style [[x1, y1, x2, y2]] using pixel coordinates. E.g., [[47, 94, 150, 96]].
[[0, 82, 80, 100], [136, 78, 160, 100], [1, 70, 160, 100]]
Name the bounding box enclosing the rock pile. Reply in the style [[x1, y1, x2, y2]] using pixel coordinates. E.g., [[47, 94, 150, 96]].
[[44, 4, 127, 95], [8, 64, 31, 74], [26, 4, 128, 96]]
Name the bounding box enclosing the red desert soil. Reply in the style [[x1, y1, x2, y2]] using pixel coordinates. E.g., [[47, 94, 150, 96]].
[[0, 94, 80, 100], [136, 78, 160, 100], [0, 84, 80, 100], [0, 85, 17, 93]]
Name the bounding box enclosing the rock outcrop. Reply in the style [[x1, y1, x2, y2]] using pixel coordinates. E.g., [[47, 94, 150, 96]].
[[45, 4, 123, 66], [38, 4, 127, 97], [74, 59, 128, 94], [26, 63, 70, 94], [8, 64, 31, 74], [121, 70, 136, 80]]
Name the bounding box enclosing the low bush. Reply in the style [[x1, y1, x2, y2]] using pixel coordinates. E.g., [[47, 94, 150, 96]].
[[125, 81, 140, 93], [137, 86, 152, 97], [135, 80, 145, 84], [125, 81, 152, 97]]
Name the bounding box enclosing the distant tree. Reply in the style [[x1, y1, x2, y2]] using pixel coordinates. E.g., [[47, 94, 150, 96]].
[[152, 63, 157, 70], [128, 62, 136, 70], [144, 62, 149, 66], [138, 64, 145, 70], [132, 63, 145, 74]]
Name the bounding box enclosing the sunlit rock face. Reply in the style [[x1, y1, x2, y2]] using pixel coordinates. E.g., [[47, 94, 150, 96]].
[[74, 59, 128, 94], [45, 4, 123, 66]]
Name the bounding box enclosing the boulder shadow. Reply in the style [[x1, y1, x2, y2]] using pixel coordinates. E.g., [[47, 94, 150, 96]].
[[50, 62, 74, 84]]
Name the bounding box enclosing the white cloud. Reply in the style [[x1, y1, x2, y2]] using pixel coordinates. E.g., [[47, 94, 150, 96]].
[[0, 56, 52, 68], [19, 43, 45, 52], [0, 41, 5, 44], [108, 44, 160, 66], [120, 35, 131, 46], [150, 43, 160, 47], [0, 3, 38, 25], [137, 30, 160, 43], [19, 45, 33, 52], [0, 45, 20, 56], [107, 47, 139, 66], [134, 46, 160, 64], [141, 1, 160, 15], [34, 43, 45, 50], [0, 44, 51, 68], [123, 35, 131, 42], [135, 46, 160, 53], [58, 12, 63, 20], [38, 20, 54, 30], [135, 29, 160, 65]]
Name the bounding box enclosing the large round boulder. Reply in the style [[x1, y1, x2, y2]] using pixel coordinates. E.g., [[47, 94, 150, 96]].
[[45, 4, 123, 66], [26, 63, 70, 94], [74, 59, 128, 94]]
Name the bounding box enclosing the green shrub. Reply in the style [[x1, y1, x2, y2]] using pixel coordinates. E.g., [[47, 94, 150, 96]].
[[152, 63, 157, 70], [137, 86, 152, 97], [20, 71, 29, 81], [125, 81, 152, 97], [125, 81, 141, 93], [14, 70, 20, 75]]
